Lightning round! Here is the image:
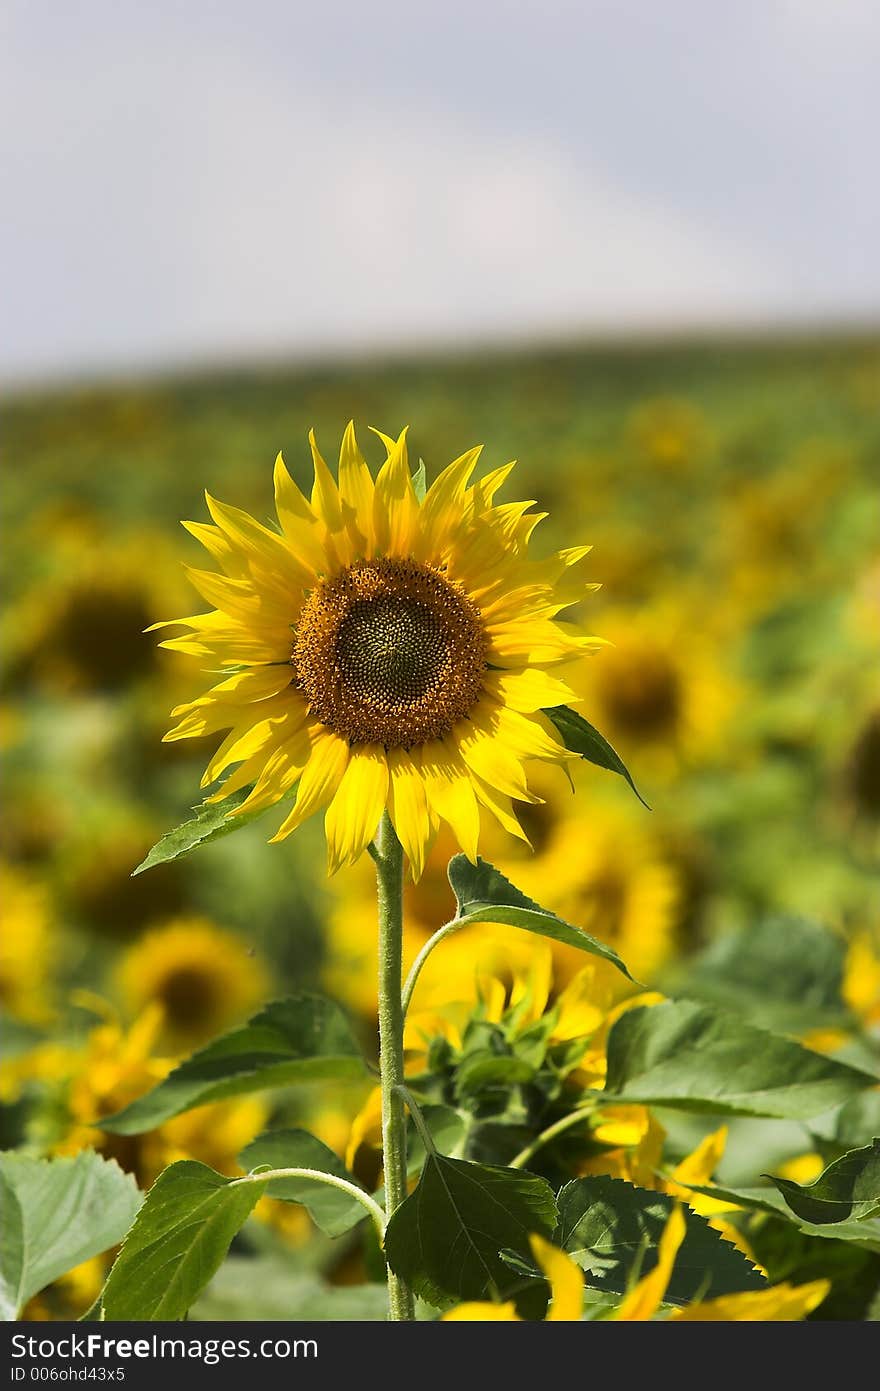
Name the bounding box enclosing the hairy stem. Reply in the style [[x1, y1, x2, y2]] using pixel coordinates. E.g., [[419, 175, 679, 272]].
[[374, 812, 416, 1321]]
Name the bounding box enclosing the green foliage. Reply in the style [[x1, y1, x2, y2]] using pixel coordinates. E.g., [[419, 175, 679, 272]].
[[447, 854, 633, 980], [556, 1175, 765, 1304], [132, 785, 290, 873], [542, 704, 649, 807], [239, 1129, 368, 1236], [192, 1255, 392, 1320], [385, 1155, 557, 1305], [102, 995, 365, 1133], [604, 999, 876, 1118], [0, 1151, 141, 1320], [673, 916, 849, 1032], [768, 1140, 880, 1225], [101, 1161, 265, 1320], [681, 1182, 880, 1249]]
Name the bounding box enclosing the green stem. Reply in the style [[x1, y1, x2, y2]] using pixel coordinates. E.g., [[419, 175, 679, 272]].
[[394, 1085, 436, 1156], [400, 919, 462, 1017], [374, 811, 416, 1321], [508, 1104, 599, 1170], [235, 1168, 386, 1239]]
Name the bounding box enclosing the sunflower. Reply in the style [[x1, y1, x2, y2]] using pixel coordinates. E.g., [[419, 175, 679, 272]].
[[157, 424, 601, 875], [507, 801, 681, 988], [570, 601, 739, 773], [116, 916, 268, 1047], [0, 861, 55, 1024]]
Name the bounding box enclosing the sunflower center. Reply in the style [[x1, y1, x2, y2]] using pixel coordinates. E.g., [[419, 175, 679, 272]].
[[598, 646, 682, 739], [292, 558, 487, 747]]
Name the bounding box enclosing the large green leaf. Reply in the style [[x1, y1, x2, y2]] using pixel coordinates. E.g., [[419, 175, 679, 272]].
[[0, 1151, 141, 1320], [603, 1000, 876, 1119], [447, 855, 633, 981], [101, 1161, 265, 1320], [239, 1129, 368, 1237], [384, 1154, 557, 1305], [103, 995, 365, 1134], [556, 1175, 764, 1305], [542, 705, 649, 807], [768, 1140, 880, 1225]]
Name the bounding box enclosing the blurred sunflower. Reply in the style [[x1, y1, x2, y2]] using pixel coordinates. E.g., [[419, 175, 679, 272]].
[[573, 603, 739, 773], [0, 861, 55, 1024], [116, 916, 268, 1047], [508, 802, 681, 987], [625, 396, 712, 475], [60, 814, 187, 939], [8, 1004, 268, 1188], [8, 530, 186, 694], [157, 423, 602, 875]]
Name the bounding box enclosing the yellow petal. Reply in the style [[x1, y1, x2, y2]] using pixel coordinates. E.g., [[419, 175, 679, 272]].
[[529, 1234, 584, 1321], [273, 451, 327, 574], [420, 740, 480, 862], [324, 747, 389, 873], [388, 747, 432, 880], [456, 717, 536, 803], [442, 1302, 520, 1322], [616, 1205, 686, 1321], [671, 1279, 830, 1322], [372, 428, 419, 556], [337, 420, 375, 554], [269, 727, 350, 843]]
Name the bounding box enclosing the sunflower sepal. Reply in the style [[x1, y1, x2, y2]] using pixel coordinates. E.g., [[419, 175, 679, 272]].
[[543, 704, 650, 808]]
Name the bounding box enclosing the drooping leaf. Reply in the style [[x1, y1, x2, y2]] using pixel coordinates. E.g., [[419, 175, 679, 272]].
[[384, 1154, 557, 1305], [132, 785, 288, 874], [542, 705, 649, 807], [603, 1000, 876, 1119], [101, 1161, 265, 1320], [239, 1129, 369, 1237], [447, 855, 634, 981], [556, 1175, 765, 1305], [0, 1151, 141, 1321], [102, 995, 365, 1134], [767, 1140, 880, 1225]]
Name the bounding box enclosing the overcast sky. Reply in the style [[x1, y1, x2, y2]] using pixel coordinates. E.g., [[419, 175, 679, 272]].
[[2, 0, 879, 384]]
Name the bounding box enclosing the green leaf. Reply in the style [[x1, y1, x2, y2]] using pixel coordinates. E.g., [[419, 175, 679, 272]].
[[102, 995, 365, 1134], [674, 916, 849, 1032], [556, 1175, 765, 1305], [0, 1151, 141, 1320], [412, 459, 428, 502], [603, 1000, 876, 1119], [239, 1129, 368, 1237], [385, 1154, 557, 1305], [767, 1140, 880, 1225], [101, 1161, 265, 1320], [542, 705, 649, 808], [133, 784, 289, 874], [448, 855, 634, 981], [682, 1182, 880, 1250]]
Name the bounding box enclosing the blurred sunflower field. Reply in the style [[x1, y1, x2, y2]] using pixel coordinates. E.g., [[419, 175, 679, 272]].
[[2, 333, 879, 1323]]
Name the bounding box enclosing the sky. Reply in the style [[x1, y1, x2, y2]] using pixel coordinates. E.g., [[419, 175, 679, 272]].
[[2, 0, 879, 384]]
